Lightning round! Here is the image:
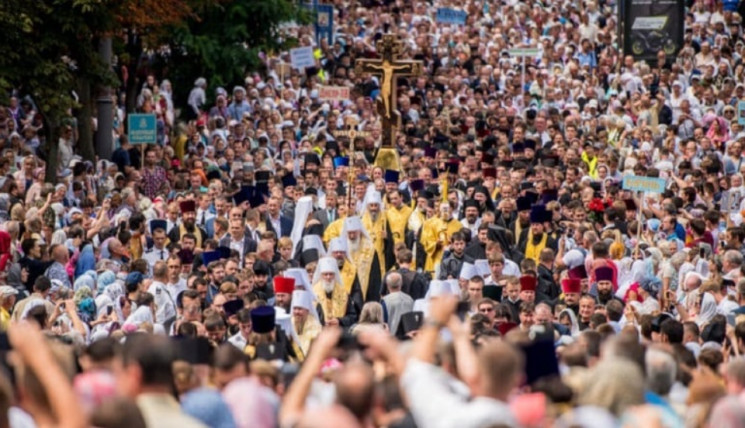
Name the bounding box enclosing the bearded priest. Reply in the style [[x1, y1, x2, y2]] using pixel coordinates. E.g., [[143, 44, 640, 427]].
[[311, 257, 357, 327]]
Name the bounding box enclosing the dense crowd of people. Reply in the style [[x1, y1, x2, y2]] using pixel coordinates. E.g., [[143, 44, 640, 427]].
[[7, 0, 745, 426]]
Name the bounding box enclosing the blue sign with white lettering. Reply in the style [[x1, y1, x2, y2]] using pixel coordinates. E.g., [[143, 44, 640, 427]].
[[436, 8, 468, 25], [127, 114, 157, 145]]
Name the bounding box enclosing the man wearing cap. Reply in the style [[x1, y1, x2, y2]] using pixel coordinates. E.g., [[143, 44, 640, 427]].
[[385, 189, 413, 247], [519, 275, 537, 306], [510, 196, 532, 242], [560, 278, 582, 316], [290, 289, 321, 358], [312, 257, 357, 327], [421, 202, 463, 274], [245, 305, 297, 362], [342, 216, 382, 308], [361, 185, 393, 274], [517, 205, 557, 264], [406, 181, 428, 236], [169, 200, 207, 247], [461, 199, 482, 238], [328, 237, 356, 293], [272, 276, 295, 313]]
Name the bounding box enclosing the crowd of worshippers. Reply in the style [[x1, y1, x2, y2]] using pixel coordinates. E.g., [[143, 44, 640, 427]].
[[6, 0, 745, 426]]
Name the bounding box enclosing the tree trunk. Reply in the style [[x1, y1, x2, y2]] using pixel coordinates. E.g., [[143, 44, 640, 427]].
[[125, 31, 143, 113], [42, 112, 59, 185], [76, 77, 95, 162]]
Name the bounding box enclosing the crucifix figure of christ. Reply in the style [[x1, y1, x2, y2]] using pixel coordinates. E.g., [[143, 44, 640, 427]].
[[355, 35, 423, 170]]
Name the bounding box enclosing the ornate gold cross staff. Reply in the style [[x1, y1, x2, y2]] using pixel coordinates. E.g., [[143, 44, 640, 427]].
[[331, 115, 371, 143], [355, 34, 423, 172]]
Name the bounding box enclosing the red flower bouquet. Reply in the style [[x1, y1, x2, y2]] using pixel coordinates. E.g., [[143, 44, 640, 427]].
[[587, 197, 607, 223]]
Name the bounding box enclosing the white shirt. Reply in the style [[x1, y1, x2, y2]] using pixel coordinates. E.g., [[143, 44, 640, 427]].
[[166, 219, 179, 234], [196, 208, 215, 228], [229, 236, 245, 257], [718, 298, 739, 315], [401, 359, 518, 428], [503, 258, 521, 277], [166, 279, 187, 299], [229, 236, 246, 267], [269, 215, 281, 235], [148, 280, 176, 324], [143, 246, 169, 269]]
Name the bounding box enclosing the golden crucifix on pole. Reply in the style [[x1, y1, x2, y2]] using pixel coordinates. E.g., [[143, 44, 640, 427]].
[[355, 34, 423, 172]]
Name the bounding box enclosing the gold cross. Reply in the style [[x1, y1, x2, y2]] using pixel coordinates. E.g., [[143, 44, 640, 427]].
[[355, 34, 423, 149]]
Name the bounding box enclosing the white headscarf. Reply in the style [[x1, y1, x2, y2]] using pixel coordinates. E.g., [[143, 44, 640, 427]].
[[563, 249, 585, 269], [677, 262, 695, 291], [51, 229, 67, 246], [20, 299, 46, 321], [695, 256, 710, 277], [559, 308, 580, 336], [697, 292, 717, 327], [94, 295, 114, 319], [290, 196, 315, 254]]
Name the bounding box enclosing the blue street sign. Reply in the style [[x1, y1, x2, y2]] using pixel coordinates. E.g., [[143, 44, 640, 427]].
[[128, 113, 157, 145]]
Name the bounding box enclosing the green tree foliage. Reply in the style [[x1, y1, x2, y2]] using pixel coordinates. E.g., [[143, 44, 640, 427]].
[[0, 0, 107, 179], [0, 0, 308, 182], [163, 0, 310, 107], [0, 0, 199, 174]]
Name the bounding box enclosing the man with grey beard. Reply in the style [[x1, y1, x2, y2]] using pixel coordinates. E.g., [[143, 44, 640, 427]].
[[343, 216, 383, 312], [311, 257, 357, 327]]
